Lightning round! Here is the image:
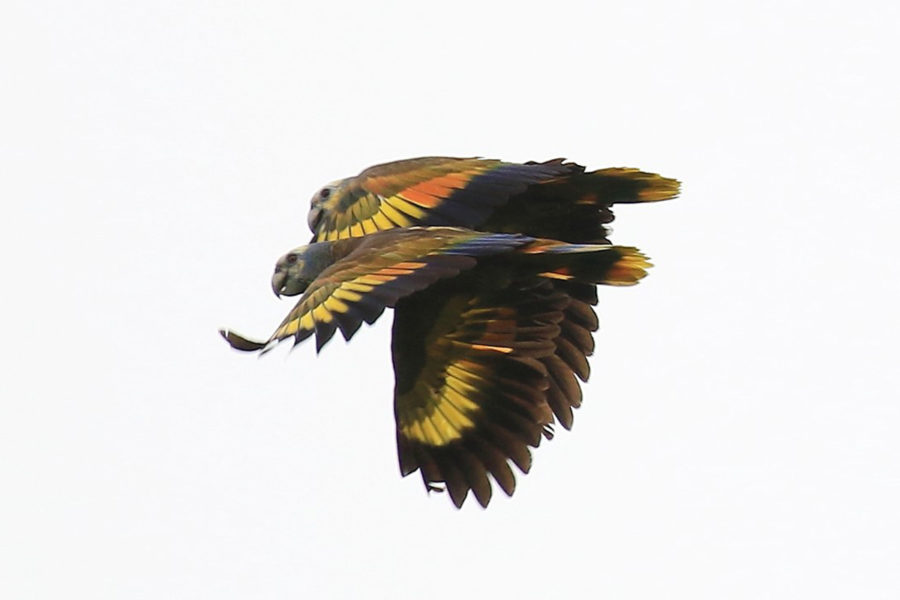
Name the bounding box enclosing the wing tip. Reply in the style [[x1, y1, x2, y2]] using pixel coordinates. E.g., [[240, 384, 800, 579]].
[[219, 328, 267, 351]]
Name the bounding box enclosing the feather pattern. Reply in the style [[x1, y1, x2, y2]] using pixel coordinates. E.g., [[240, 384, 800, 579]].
[[220, 227, 651, 506], [308, 157, 680, 244], [223, 154, 676, 508]]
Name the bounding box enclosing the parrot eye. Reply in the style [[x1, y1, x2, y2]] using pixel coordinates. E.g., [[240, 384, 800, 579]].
[[286, 253, 298, 264], [320, 188, 331, 199]]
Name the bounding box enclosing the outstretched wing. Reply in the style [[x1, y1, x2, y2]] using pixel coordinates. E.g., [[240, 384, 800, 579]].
[[391, 282, 562, 508], [389, 242, 651, 508], [308, 157, 680, 244], [308, 157, 577, 241], [221, 229, 534, 354], [543, 281, 598, 429]]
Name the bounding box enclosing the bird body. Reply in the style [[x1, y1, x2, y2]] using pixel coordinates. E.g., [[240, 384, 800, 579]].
[[222, 157, 679, 507], [308, 156, 679, 244], [223, 227, 650, 507]]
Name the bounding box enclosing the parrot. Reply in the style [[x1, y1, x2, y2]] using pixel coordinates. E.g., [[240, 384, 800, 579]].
[[306, 156, 679, 245], [302, 157, 679, 431], [221, 226, 652, 508]]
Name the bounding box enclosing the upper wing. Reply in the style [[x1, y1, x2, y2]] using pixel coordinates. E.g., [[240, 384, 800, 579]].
[[309, 157, 681, 244], [221, 228, 534, 354], [308, 157, 577, 241]]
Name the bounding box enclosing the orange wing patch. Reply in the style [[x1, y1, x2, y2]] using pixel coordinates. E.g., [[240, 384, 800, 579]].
[[312, 158, 534, 242], [397, 172, 480, 208]]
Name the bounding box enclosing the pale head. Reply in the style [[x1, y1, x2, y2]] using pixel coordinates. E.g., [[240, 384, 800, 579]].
[[271, 241, 336, 297], [307, 177, 350, 233]]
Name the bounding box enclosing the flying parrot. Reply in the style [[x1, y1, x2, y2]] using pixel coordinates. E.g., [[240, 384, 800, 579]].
[[306, 156, 680, 244], [221, 227, 653, 508], [303, 157, 679, 430]]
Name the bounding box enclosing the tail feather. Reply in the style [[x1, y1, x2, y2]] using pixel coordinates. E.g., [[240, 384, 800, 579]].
[[484, 165, 679, 243], [570, 168, 681, 204], [521, 242, 651, 286], [599, 247, 652, 285]]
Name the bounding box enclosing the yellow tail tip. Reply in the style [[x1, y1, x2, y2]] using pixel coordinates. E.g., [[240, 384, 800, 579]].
[[592, 167, 681, 203], [638, 175, 681, 202], [605, 247, 652, 285]]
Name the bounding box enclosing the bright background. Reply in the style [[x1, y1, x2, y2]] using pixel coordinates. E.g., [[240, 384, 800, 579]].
[[3, 1, 898, 598]]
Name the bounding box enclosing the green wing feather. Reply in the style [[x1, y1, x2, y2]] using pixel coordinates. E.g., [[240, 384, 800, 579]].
[[222, 226, 653, 508], [387, 236, 652, 508], [308, 157, 680, 244], [222, 228, 534, 354]]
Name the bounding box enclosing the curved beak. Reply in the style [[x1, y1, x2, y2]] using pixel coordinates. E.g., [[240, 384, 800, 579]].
[[271, 269, 286, 297], [307, 205, 322, 233]]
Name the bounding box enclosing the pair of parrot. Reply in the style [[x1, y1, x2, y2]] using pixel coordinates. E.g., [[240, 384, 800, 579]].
[[222, 156, 679, 508]]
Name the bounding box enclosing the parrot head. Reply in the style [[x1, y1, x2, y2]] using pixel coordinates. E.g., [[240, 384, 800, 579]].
[[271, 241, 336, 297], [307, 178, 350, 233]]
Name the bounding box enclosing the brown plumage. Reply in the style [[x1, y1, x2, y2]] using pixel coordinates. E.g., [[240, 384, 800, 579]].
[[304, 157, 679, 432], [307, 156, 679, 245], [221, 227, 652, 507]]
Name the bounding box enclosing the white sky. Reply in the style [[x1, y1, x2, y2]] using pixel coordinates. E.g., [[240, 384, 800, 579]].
[[3, 1, 898, 598]]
